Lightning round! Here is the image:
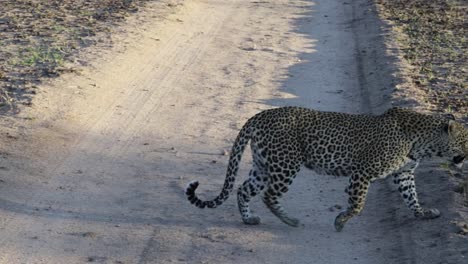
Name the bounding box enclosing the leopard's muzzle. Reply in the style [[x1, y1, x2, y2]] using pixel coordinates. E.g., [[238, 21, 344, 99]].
[[452, 155, 465, 169]]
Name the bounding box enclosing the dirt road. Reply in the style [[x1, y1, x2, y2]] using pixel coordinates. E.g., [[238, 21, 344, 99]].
[[0, 0, 446, 263]]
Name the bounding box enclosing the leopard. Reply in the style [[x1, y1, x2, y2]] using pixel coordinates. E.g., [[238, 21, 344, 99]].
[[185, 106, 467, 231]]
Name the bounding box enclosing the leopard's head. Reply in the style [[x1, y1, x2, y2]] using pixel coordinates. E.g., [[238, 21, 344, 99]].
[[446, 120, 468, 169]]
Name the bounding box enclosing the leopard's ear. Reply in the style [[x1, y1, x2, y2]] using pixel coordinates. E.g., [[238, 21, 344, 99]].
[[446, 120, 461, 138], [443, 113, 456, 120]]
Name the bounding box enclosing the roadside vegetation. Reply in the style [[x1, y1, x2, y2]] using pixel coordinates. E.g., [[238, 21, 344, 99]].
[[376, 0, 467, 122], [0, 0, 155, 110]]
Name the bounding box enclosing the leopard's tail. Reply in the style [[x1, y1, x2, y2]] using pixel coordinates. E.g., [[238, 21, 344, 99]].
[[185, 118, 254, 209]]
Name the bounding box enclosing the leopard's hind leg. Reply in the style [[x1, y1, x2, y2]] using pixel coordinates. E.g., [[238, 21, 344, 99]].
[[237, 168, 267, 225], [262, 164, 301, 227]]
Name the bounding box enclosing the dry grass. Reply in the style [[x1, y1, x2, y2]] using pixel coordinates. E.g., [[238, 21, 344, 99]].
[[0, 0, 154, 110], [376, 0, 467, 122]]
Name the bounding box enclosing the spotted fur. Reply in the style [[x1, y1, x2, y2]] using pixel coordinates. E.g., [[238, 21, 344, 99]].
[[185, 107, 467, 231]]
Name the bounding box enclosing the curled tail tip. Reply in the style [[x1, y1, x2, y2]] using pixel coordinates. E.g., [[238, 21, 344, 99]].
[[186, 179, 230, 209], [185, 180, 199, 195], [186, 180, 206, 208]]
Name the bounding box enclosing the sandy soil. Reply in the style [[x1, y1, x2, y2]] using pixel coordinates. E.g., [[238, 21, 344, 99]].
[[0, 0, 465, 263]]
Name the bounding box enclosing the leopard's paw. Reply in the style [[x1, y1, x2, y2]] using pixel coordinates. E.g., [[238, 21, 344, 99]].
[[242, 216, 261, 225], [334, 212, 347, 232], [416, 208, 441, 219], [283, 217, 300, 227]]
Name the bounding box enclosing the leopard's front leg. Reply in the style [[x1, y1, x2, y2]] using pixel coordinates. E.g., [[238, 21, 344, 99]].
[[393, 170, 440, 219], [335, 175, 370, 232]]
